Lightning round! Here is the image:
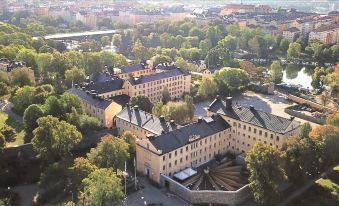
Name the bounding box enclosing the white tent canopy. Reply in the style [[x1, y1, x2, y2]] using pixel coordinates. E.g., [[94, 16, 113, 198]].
[[174, 168, 197, 181]]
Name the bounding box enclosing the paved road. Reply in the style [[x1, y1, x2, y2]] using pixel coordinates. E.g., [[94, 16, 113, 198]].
[[1, 100, 23, 123], [123, 177, 191, 206]]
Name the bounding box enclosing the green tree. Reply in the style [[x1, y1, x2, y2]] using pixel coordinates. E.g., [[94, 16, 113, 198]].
[[213, 67, 250, 95], [161, 87, 171, 104], [197, 78, 218, 99], [65, 51, 85, 69], [112, 34, 122, 48], [15, 48, 38, 70], [23, 104, 44, 142], [32, 115, 82, 163], [69, 157, 98, 193], [87, 135, 129, 170], [132, 39, 153, 61], [11, 68, 35, 86], [0, 82, 9, 96], [287, 42, 301, 59], [327, 112, 339, 127], [279, 38, 289, 54], [199, 39, 212, 59], [152, 102, 164, 117], [218, 36, 237, 51], [12, 86, 36, 115], [100, 36, 111, 47], [64, 66, 86, 88], [0, 133, 5, 153], [121, 131, 137, 157], [83, 52, 103, 74], [246, 143, 285, 205], [82, 168, 124, 205], [151, 54, 171, 66], [130, 95, 152, 112], [0, 125, 16, 142], [270, 61, 283, 84], [299, 122, 312, 139], [248, 36, 267, 58]]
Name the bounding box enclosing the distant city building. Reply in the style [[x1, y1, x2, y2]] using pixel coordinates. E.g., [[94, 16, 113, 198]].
[[283, 27, 301, 42], [309, 24, 339, 45]]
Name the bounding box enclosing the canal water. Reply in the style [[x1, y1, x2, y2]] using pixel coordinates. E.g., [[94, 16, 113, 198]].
[[282, 65, 314, 90]]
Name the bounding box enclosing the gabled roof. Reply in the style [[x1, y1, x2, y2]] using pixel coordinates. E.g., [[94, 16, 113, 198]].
[[116, 106, 180, 135], [67, 87, 114, 109], [149, 115, 231, 154], [284, 27, 300, 33], [87, 77, 124, 94], [208, 98, 300, 134], [127, 68, 189, 86], [121, 63, 147, 73]]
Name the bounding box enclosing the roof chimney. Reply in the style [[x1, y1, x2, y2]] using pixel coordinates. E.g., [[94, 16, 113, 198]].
[[170, 119, 175, 125], [159, 115, 165, 122], [134, 105, 139, 111], [198, 117, 203, 123], [226, 97, 233, 110], [216, 95, 220, 100], [250, 105, 255, 111]]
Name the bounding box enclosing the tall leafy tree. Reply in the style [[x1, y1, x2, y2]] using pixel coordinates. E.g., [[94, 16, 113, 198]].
[[130, 95, 152, 112], [32, 115, 82, 163], [246, 143, 285, 205], [87, 135, 129, 170], [23, 104, 45, 142], [270, 61, 283, 84], [82, 168, 124, 205]]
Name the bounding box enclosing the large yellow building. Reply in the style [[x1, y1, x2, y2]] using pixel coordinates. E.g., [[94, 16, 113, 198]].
[[67, 87, 122, 128], [207, 97, 301, 152], [86, 63, 191, 103], [122, 96, 300, 183]]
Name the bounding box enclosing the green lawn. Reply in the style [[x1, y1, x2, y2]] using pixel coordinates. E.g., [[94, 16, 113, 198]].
[[0, 111, 25, 147], [316, 178, 339, 199]]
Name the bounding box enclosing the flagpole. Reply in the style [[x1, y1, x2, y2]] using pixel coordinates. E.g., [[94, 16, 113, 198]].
[[125, 161, 127, 195], [134, 157, 137, 190]]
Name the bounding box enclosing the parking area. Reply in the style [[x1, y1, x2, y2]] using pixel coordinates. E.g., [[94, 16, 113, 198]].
[[123, 176, 191, 206]]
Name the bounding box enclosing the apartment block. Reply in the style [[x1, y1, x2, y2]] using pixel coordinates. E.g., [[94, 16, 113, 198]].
[[85, 63, 191, 103], [67, 87, 122, 128], [117, 96, 300, 184], [283, 27, 301, 42], [135, 113, 232, 183], [207, 97, 301, 152], [309, 24, 339, 45]]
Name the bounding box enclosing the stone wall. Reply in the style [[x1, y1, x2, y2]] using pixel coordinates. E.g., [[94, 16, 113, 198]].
[[285, 108, 326, 125], [160, 174, 251, 206], [287, 94, 336, 113]]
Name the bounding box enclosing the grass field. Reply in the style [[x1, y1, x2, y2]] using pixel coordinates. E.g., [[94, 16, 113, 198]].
[[0, 111, 25, 146]]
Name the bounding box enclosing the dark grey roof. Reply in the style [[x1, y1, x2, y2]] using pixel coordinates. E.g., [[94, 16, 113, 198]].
[[87, 77, 124, 94], [67, 87, 113, 109], [284, 27, 300, 32], [208, 98, 299, 134], [116, 106, 180, 135], [155, 63, 177, 71], [89, 72, 112, 83], [121, 63, 146, 73], [110, 94, 130, 106], [149, 115, 231, 154], [127, 68, 189, 85]]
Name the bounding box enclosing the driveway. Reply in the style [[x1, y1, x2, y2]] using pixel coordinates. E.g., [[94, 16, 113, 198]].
[[123, 177, 191, 206]]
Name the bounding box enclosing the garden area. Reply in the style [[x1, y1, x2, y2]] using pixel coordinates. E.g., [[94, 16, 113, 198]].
[[290, 166, 339, 206], [0, 111, 25, 147]]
